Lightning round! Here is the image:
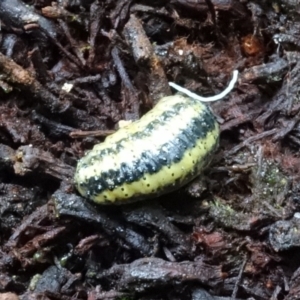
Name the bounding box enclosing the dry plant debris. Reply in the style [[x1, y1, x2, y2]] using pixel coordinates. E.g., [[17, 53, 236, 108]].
[[0, 1, 300, 299]]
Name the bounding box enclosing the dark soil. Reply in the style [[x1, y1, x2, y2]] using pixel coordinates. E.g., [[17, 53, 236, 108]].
[[0, 1, 300, 299]]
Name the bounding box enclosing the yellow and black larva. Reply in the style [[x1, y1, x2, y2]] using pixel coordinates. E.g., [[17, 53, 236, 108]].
[[74, 71, 238, 204]]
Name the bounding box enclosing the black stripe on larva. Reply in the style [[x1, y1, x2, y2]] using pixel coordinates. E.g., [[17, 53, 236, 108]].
[[141, 152, 161, 174], [80, 102, 187, 167], [82, 106, 216, 198]]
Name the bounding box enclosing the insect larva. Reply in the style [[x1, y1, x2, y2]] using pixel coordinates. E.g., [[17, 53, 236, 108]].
[[74, 71, 238, 204]]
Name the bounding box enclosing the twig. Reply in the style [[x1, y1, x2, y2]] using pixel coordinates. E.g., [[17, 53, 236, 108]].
[[231, 256, 247, 300], [226, 128, 278, 156], [70, 129, 115, 138], [0, 52, 69, 113]]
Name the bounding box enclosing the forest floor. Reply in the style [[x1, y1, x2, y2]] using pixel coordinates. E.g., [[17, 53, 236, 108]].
[[0, 1, 300, 300]]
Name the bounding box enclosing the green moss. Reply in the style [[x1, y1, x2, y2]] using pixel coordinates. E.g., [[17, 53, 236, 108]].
[[209, 197, 253, 230], [251, 159, 288, 204], [208, 147, 289, 229]]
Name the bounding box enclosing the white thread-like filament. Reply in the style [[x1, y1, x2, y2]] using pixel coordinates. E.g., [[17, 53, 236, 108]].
[[169, 70, 238, 102]]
